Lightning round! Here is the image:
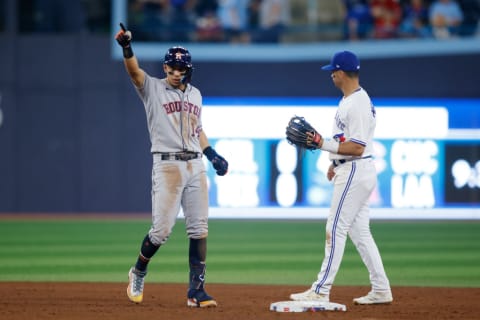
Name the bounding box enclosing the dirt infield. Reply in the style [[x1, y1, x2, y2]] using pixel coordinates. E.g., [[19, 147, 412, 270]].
[[2, 283, 479, 320]]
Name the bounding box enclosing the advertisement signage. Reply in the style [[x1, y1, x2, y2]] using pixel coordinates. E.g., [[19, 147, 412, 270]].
[[200, 99, 479, 211]]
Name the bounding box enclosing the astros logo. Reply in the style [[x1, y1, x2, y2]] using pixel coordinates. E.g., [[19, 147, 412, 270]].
[[175, 52, 183, 60]]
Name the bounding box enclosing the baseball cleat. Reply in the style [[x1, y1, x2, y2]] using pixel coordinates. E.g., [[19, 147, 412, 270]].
[[353, 291, 393, 305], [290, 288, 329, 302], [187, 289, 218, 308], [127, 267, 146, 303]]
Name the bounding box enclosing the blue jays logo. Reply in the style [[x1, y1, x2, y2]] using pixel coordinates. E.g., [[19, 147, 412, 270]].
[[334, 133, 346, 142]]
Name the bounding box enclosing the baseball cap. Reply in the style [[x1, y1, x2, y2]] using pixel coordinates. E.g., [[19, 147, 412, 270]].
[[321, 51, 360, 72]]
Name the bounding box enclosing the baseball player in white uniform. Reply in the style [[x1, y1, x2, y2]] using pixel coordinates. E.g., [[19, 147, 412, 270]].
[[290, 51, 393, 305], [115, 24, 228, 308]]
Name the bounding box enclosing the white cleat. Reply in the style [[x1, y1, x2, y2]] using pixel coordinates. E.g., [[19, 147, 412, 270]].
[[127, 267, 146, 303], [290, 288, 329, 302], [353, 291, 393, 305]]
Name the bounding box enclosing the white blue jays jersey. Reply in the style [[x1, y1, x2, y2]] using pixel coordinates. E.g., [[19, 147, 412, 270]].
[[329, 87, 376, 160], [135, 72, 203, 153]]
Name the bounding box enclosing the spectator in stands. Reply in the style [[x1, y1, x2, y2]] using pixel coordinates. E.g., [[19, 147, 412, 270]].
[[457, 0, 480, 36], [429, 0, 464, 38], [247, 0, 262, 34], [217, 0, 250, 43], [253, 0, 290, 42], [167, 0, 196, 42], [194, 0, 223, 42], [343, 0, 373, 40], [128, 0, 170, 41], [195, 0, 219, 16], [399, 0, 432, 38], [316, 0, 345, 41], [370, 0, 403, 39]]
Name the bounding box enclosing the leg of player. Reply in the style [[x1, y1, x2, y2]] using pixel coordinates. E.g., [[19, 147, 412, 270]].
[[187, 238, 217, 308], [183, 162, 217, 308], [349, 204, 392, 305], [127, 159, 181, 304], [127, 234, 160, 303]]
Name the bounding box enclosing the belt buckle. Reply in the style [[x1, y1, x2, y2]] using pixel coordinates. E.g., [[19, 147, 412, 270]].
[[177, 153, 188, 161]]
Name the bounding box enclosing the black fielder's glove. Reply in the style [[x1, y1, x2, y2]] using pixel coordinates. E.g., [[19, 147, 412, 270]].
[[203, 146, 228, 176], [285, 116, 322, 151]]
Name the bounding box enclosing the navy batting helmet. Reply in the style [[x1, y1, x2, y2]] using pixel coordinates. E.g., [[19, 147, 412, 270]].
[[164, 46, 193, 84], [164, 46, 192, 68]]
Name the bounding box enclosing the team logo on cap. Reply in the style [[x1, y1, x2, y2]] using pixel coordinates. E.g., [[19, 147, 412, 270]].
[[175, 52, 183, 60]]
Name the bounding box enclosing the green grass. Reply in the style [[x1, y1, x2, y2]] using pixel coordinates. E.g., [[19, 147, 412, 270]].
[[0, 218, 479, 287]]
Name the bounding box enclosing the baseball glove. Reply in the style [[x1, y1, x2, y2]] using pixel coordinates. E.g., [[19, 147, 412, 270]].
[[285, 116, 322, 151]]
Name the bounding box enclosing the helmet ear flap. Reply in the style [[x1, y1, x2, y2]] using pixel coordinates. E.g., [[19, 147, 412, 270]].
[[181, 67, 193, 84]]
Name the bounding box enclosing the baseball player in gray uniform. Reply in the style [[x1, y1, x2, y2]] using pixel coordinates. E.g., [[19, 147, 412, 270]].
[[115, 23, 228, 308], [290, 51, 393, 305]]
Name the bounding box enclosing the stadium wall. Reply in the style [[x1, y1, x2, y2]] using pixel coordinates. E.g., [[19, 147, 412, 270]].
[[0, 34, 479, 214]]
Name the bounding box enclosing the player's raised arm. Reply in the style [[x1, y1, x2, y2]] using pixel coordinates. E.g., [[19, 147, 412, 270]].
[[115, 23, 145, 88]]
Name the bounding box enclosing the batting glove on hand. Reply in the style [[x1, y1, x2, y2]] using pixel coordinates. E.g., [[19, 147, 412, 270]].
[[203, 146, 228, 176], [115, 23, 132, 48]]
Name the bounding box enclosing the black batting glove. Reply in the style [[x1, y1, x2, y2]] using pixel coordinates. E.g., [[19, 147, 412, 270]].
[[203, 146, 228, 176], [115, 23, 133, 58], [115, 23, 132, 48]]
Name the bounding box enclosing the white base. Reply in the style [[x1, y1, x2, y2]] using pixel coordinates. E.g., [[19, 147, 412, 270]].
[[269, 300, 347, 312]]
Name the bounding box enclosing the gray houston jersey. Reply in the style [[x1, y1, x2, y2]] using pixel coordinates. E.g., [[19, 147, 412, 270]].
[[135, 72, 203, 153]]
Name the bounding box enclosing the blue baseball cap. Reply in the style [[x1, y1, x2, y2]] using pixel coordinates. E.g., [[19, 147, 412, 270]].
[[321, 51, 360, 72]]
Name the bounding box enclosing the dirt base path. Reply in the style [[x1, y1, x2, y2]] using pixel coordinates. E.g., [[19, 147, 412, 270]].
[[2, 282, 479, 320]]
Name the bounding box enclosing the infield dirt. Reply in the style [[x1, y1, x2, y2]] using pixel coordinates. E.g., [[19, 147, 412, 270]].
[[1, 282, 479, 320]]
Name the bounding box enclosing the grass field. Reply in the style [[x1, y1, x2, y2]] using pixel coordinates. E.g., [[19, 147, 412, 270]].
[[0, 218, 479, 287]]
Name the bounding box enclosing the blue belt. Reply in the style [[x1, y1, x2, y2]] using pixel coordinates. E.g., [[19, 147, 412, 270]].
[[332, 155, 372, 167], [154, 152, 201, 161]]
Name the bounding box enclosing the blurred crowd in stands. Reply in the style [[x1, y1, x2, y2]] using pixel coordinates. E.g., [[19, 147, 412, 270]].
[[2, 0, 480, 42]]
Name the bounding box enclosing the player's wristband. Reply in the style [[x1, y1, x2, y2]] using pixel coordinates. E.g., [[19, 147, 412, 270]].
[[203, 146, 217, 162], [320, 139, 339, 153], [123, 46, 133, 59]]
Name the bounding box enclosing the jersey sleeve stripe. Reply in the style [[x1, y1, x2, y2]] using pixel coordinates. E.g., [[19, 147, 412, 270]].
[[350, 138, 366, 146]]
